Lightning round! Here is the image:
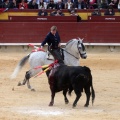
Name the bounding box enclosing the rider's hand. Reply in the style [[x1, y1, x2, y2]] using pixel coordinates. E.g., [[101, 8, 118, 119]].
[[58, 43, 61, 47], [40, 46, 43, 49], [38, 46, 45, 52]]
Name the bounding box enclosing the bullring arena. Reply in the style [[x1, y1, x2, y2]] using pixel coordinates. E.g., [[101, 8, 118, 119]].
[[0, 46, 120, 120]]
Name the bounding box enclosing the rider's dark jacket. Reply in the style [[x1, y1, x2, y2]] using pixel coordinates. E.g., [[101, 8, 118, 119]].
[[41, 31, 64, 64], [41, 32, 61, 50]]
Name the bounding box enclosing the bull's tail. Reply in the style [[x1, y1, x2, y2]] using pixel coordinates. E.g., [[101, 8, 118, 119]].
[[10, 54, 30, 79], [89, 69, 95, 106], [91, 84, 95, 106]]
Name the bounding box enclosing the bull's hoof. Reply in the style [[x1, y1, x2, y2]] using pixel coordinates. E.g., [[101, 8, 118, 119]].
[[84, 104, 88, 107], [31, 89, 36, 92], [68, 92, 71, 96], [65, 100, 69, 104], [17, 82, 21, 86], [65, 101, 69, 104], [72, 104, 77, 108], [49, 102, 53, 106]]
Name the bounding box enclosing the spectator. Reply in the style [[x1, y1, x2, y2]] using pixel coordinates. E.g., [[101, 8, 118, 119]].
[[38, 0, 47, 9], [69, 9, 81, 22], [74, 0, 87, 9], [19, 0, 28, 9], [38, 6, 48, 16], [98, 0, 108, 9], [0, 0, 3, 8], [55, 0, 65, 9], [91, 8, 101, 16], [62, 0, 68, 4], [88, 0, 98, 9], [50, 9, 64, 16], [27, 0, 32, 4], [47, 0, 56, 9], [65, 0, 74, 9], [71, 0, 78, 4], [43, 0, 49, 3], [38, 0, 44, 8], [53, 0, 58, 4], [118, 0, 120, 9], [11, 0, 18, 8], [16, 0, 22, 8], [2, 0, 13, 8], [28, 0, 38, 9], [104, 6, 115, 15], [109, 0, 118, 9]]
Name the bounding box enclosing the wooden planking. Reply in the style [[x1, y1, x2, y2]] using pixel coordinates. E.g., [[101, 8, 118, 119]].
[[88, 16, 120, 22], [0, 22, 120, 43], [8, 16, 77, 22], [88, 22, 120, 43]]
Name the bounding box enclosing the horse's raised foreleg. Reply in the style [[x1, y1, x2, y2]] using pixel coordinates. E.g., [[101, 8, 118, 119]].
[[17, 71, 28, 86], [63, 89, 69, 104]]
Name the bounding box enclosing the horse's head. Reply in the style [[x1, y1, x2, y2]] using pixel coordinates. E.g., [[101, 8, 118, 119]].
[[77, 37, 87, 59], [65, 38, 87, 60]]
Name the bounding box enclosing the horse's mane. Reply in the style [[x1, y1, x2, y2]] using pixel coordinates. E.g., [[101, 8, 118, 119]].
[[65, 39, 76, 47], [66, 40, 73, 46]]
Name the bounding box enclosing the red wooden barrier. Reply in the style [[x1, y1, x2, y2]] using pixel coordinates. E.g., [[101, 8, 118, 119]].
[[8, 16, 77, 22], [0, 22, 120, 44], [88, 16, 120, 22]]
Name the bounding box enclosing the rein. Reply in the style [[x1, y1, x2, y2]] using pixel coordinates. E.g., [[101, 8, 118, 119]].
[[61, 48, 79, 59], [62, 39, 81, 59]]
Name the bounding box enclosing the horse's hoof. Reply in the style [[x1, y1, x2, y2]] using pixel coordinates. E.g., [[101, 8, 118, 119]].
[[31, 89, 36, 92], [17, 82, 21, 86]]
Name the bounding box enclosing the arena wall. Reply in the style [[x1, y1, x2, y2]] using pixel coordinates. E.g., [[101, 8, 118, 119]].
[[0, 9, 120, 52], [0, 22, 120, 43]]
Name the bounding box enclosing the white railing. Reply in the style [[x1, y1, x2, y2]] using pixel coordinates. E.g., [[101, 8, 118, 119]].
[[0, 43, 120, 46]]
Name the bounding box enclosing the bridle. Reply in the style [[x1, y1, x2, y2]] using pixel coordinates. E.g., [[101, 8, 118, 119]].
[[61, 48, 79, 59], [77, 42, 86, 57], [63, 40, 86, 59]]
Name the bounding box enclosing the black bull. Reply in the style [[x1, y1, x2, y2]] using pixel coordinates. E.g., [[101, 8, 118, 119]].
[[46, 65, 95, 108]]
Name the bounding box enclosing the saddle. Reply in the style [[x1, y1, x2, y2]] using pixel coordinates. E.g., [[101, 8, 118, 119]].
[[46, 48, 64, 60], [46, 51, 54, 60]]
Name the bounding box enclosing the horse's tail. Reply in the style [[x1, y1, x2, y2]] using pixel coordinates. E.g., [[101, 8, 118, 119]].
[[10, 54, 30, 79]]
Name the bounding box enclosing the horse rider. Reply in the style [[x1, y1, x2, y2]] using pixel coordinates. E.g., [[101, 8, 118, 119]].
[[40, 26, 64, 64]]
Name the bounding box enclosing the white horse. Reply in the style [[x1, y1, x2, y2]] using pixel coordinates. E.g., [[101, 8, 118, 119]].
[[11, 38, 87, 91]]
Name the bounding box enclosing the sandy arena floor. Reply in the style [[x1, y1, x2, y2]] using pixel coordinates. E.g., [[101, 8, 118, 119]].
[[0, 49, 120, 120]]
